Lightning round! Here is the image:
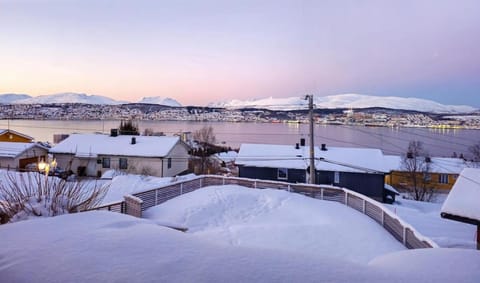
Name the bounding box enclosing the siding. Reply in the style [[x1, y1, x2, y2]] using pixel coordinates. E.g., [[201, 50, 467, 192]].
[[317, 171, 384, 201], [239, 166, 306, 183]]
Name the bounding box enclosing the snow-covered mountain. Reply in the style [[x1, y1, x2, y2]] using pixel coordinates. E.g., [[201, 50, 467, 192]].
[[137, 96, 182, 107], [12, 92, 125, 105], [210, 94, 477, 113], [0, 93, 32, 104]]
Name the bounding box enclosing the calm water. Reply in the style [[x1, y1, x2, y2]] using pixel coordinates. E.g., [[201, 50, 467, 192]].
[[1, 119, 479, 157]]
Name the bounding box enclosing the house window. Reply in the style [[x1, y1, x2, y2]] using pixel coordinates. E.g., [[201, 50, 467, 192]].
[[102, 157, 110, 168], [119, 158, 128, 170], [423, 173, 431, 182], [277, 168, 288, 180], [334, 171, 340, 184], [167, 158, 172, 169], [439, 174, 449, 184]]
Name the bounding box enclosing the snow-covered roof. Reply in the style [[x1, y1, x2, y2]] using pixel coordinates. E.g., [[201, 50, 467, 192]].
[[0, 142, 47, 158], [215, 151, 238, 163], [0, 129, 34, 141], [441, 168, 480, 222], [383, 155, 467, 174], [236, 143, 387, 173], [49, 133, 181, 158]]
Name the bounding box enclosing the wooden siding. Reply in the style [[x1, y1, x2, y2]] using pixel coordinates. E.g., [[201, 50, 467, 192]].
[[386, 171, 458, 191]]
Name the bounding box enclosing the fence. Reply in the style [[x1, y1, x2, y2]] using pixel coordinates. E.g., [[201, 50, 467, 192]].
[[92, 175, 437, 249]]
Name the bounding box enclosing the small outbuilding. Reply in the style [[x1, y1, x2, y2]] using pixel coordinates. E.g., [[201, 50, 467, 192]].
[[0, 142, 49, 171], [441, 168, 480, 249]]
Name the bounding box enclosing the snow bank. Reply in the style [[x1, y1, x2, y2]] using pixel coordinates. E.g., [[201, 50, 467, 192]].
[[144, 185, 405, 263], [1, 210, 479, 282], [387, 198, 477, 248]]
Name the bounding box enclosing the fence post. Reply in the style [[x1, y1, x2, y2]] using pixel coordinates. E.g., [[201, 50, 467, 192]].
[[222, 176, 225, 186], [403, 226, 407, 246], [362, 199, 366, 214], [344, 192, 348, 205], [254, 180, 257, 189], [124, 195, 143, 218], [320, 188, 324, 200], [381, 210, 385, 226], [288, 184, 291, 192], [180, 183, 183, 195], [155, 189, 158, 205]]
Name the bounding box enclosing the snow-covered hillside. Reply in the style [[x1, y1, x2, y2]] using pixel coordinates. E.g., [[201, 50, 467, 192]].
[[0, 92, 182, 106], [137, 96, 182, 107], [210, 93, 476, 113], [13, 92, 126, 105], [0, 93, 32, 104]]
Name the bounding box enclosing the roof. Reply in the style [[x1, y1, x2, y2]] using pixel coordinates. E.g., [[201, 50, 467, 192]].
[[0, 129, 34, 141], [441, 168, 480, 223], [384, 155, 467, 174], [0, 142, 48, 158], [235, 143, 387, 174], [49, 133, 182, 158]]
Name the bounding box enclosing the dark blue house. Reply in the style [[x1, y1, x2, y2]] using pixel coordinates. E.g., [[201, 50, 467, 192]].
[[236, 142, 389, 202]]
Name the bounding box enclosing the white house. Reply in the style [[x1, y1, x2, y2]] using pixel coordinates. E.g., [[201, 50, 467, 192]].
[[0, 142, 49, 171], [49, 133, 190, 177]]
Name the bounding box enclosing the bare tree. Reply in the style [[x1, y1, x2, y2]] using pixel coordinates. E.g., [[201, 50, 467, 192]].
[[469, 142, 480, 163], [192, 126, 217, 174], [401, 141, 434, 201], [0, 171, 108, 223], [193, 125, 216, 145]]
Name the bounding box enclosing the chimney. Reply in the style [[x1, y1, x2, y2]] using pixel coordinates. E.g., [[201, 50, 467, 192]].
[[131, 137, 136, 145], [110, 129, 118, 137], [321, 144, 327, 151], [295, 143, 300, 149], [300, 138, 306, 147]]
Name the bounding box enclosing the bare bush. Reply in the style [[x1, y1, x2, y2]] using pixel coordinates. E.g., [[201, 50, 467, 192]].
[[0, 171, 108, 223], [401, 141, 434, 201]]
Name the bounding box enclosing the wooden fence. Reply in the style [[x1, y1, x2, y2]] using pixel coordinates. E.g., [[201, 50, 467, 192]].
[[92, 175, 438, 249]]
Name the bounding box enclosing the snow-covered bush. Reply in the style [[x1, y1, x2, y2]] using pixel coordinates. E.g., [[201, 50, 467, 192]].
[[0, 171, 108, 223]]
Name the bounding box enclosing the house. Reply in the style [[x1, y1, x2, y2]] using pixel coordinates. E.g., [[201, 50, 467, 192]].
[[235, 142, 388, 202], [384, 155, 467, 191], [0, 129, 34, 143], [49, 133, 190, 177], [440, 168, 480, 249], [0, 142, 49, 171]]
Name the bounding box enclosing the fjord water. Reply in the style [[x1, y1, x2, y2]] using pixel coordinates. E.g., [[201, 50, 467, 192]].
[[2, 119, 479, 157]]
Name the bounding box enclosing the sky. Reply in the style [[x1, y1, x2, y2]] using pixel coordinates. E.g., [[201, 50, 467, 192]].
[[0, 0, 479, 107]]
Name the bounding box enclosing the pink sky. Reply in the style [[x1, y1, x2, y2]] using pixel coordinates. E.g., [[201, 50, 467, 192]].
[[0, 0, 479, 106]]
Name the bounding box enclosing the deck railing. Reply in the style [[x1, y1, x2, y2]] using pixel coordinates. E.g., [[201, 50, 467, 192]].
[[91, 175, 438, 249]]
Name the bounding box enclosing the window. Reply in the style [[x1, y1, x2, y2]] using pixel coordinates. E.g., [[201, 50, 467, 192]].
[[102, 157, 110, 168], [334, 171, 340, 184], [439, 174, 449, 184], [167, 158, 172, 169], [277, 168, 288, 180], [423, 173, 431, 182], [119, 158, 128, 170]]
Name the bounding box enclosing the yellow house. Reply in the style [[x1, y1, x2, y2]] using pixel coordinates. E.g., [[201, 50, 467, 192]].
[[384, 155, 467, 191], [0, 129, 34, 143]]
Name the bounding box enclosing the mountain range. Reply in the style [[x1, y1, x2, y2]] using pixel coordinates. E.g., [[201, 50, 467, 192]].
[[0, 92, 476, 113]]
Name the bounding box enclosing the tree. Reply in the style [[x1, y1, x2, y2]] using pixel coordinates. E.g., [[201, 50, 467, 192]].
[[0, 171, 108, 223], [119, 119, 139, 135], [469, 142, 480, 162], [192, 126, 218, 174], [401, 141, 434, 201]]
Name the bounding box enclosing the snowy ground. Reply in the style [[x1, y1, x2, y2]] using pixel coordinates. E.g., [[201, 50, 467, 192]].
[[144, 185, 405, 264], [387, 197, 477, 249], [1, 185, 479, 282]]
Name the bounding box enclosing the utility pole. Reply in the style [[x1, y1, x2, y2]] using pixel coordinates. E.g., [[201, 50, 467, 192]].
[[306, 94, 315, 184]]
